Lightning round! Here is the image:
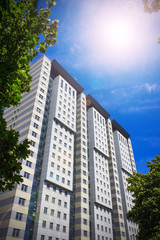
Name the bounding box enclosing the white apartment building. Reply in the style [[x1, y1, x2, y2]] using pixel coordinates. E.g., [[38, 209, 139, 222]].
[[0, 55, 138, 240]]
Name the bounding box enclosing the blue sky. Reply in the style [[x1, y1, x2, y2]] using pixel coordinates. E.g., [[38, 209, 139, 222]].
[[35, 0, 160, 173]]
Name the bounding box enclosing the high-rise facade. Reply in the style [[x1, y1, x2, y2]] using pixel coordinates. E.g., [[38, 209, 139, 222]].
[[0, 55, 138, 240]]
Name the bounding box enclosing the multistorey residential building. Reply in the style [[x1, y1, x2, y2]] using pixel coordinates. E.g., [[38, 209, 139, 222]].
[[0, 55, 138, 240]]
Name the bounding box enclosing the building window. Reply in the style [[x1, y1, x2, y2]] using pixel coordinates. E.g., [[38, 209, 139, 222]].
[[83, 197, 87, 203], [64, 213, 67, 220], [21, 184, 28, 192], [12, 228, 20, 237], [50, 172, 53, 178], [44, 207, 48, 214], [63, 226, 66, 232], [61, 79, 63, 88], [45, 195, 49, 201], [39, 94, 43, 99], [35, 115, 40, 121], [54, 136, 57, 141], [64, 202, 67, 208], [56, 224, 60, 231], [58, 200, 61, 206], [53, 144, 56, 149], [51, 209, 54, 216], [38, 100, 42, 106], [30, 151, 34, 157], [83, 208, 87, 214], [83, 179, 87, 184], [37, 107, 41, 113], [83, 188, 87, 193], [83, 219, 87, 225], [84, 230, 87, 237], [32, 131, 37, 137], [42, 220, 46, 228], [33, 123, 38, 129], [57, 211, 61, 218], [43, 71, 47, 76], [62, 178, 65, 183], [16, 212, 23, 221], [51, 162, 54, 167], [26, 160, 32, 167], [49, 222, 53, 229], [18, 198, 25, 206], [83, 162, 86, 167], [24, 172, 30, 179], [30, 140, 35, 147], [65, 83, 67, 92], [41, 235, 45, 240], [67, 180, 70, 186], [52, 197, 55, 203], [40, 88, 44, 93]]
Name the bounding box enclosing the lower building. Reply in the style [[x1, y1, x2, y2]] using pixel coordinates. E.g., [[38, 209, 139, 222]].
[[0, 55, 138, 240]]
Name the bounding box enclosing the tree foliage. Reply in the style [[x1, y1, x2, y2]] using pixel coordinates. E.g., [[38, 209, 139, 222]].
[[143, 0, 160, 43], [0, 0, 58, 108], [0, 0, 58, 191], [127, 155, 160, 240], [143, 0, 160, 13]]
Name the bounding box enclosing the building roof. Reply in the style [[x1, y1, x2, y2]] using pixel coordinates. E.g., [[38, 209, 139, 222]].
[[112, 119, 130, 139], [86, 94, 110, 119], [51, 59, 84, 94]]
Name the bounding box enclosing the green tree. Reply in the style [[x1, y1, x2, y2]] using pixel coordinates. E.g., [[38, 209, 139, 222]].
[[127, 155, 160, 240], [0, 0, 58, 191], [143, 0, 160, 43], [143, 0, 160, 13]]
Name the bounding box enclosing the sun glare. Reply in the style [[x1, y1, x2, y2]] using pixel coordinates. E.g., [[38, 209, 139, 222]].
[[106, 18, 134, 50], [86, 12, 139, 66], [76, 1, 154, 70]]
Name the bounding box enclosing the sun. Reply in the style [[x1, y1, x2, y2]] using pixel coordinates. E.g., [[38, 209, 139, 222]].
[[108, 19, 133, 47], [104, 16, 135, 53], [78, 2, 148, 69]]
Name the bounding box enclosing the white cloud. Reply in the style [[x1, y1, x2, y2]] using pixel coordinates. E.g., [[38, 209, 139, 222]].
[[145, 83, 160, 93], [110, 83, 160, 96], [120, 104, 160, 113], [136, 136, 160, 147]]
